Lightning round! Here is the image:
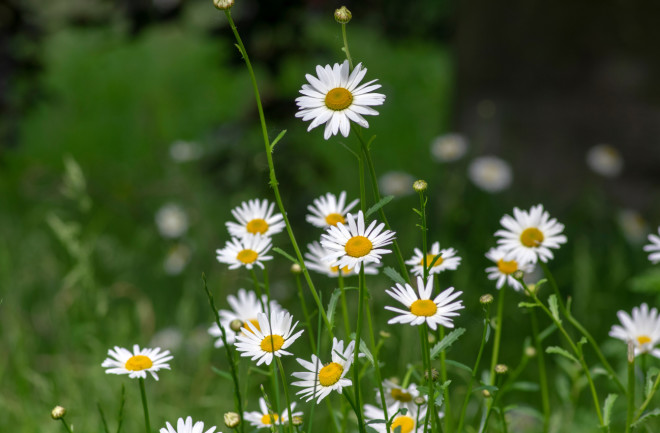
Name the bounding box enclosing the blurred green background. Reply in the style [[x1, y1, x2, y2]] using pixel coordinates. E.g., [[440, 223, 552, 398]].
[[1, 0, 660, 431]]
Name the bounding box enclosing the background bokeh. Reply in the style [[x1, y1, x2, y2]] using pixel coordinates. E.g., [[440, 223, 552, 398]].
[[1, 0, 660, 431]]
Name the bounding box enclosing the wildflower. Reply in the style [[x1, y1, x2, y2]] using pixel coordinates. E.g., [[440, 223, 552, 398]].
[[609, 303, 660, 358], [321, 210, 396, 272], [405, 242, 461, 276], [644, 227, 660, 264], [468, 156, 512, 193], [160, 416, 217, 433], [586, 144, 623, 178], [412, 180, 427, 192], [306, 191, 359, 228], [495, 204, 567, 264], [51, 406, 66, 420], [155, 203, 189, 239], [216, 234, 273, 270], [385, 275, 464, 330], [377, 379, 423, 415], [304, 241, 379, 277], [102, 345, 173, 380], [480, 294, 494, 305], [224, 412, 240, 429], [334, 6, 352, 24], [226, 199, 285, 239], [208, 288, 282, 347], [484, 247, 535, 291], [234, 311, 304, 366], [430, 133, 468, 162], [364, 403, 427, 433], [244, 398, 302, 429], [169, 140, 203, 163], [379, 171, 414, 197], [295, 60, 385, 140], [495, 364, 508, 374], [213, 0, 234, 10], [291, 338, 355, 403]]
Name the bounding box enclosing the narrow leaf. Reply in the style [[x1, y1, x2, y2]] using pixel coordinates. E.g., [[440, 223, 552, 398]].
[[383, 267, 407, 286], [548, 294, 562, 324], [366, 195, 394, 219], [359, 339, 374, 366], [326, 289, 342, 331], [510, 381, 540, 392], [546, 346, 578, 364], [631, 408, 660, 429], [603, 393, 618, 427], [272, 247, 299, 265], [518, 302, 539, 309], [211, 366, 233, 381], [430, 328, 466, 360], [445, 359, 473, 373], [269, 130, 287, 153]]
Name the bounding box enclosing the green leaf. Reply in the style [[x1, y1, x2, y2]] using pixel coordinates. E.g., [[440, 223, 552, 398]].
[[211, 366, 233, 381], [366, 195, 394, 219], [548, 294, 562, 324], [359, 339, 374, 366], [510, 381, 540, 392], [269, 129, 287, 153], [546, 346, 578, 364], [518, 302, 539, 309], [474, 384, 499, 393], [645, 368, 660, 398], [383, 267, 407, 286], [326, 289, 342, 331], [538, 324, 558, 342], [272, 248, 299, 265], [631, 408, 660, 429], [603, 393, 618, 427], [445, 359, 473, 373], [430, 328, 466, 360]]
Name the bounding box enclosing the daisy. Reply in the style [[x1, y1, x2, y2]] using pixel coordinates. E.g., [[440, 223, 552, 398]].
[[244, 397, 303, 429], [295, 60, 385, 140], [379, 171, 414, 197], [306, 191, 359, 228], [644, 227, 660, 264], [364, 403, 427, 433], [405, 242, 461, 276], [385, 275, 463, 330], [208, 288, 283, 347], [430, 133, 468, 163], [159, 416, 217, 433], [216, 234, 273, 270], [155, 203, 189, 239], [234, 311, 304, 366], [617, 209, 649, 245], [494, 204, 567, 264], [468, 156, 512, 193], [377, 380, 424, 416], [102, 345, 173, 380], [291, 337, 355, 403], [320, 210, 396, 272], [484, 247, 535, 291], [226, 199, 285, 238], [586, 144, 623, 178], [305, 241, 379, 277], [609, 303, 660, 358]]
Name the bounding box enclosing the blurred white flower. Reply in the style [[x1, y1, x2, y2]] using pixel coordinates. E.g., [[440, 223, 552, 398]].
[[164, 244, 192, 275], [586, 144, 623, 177], [617, 209, 649, 245], [430, 133, 468, 162], [150, 327, 184, 351], [468, 156, 512, 193], [379, 171, 414, 197], [155, 203, 189, 239], [169, 140, 203, 163]]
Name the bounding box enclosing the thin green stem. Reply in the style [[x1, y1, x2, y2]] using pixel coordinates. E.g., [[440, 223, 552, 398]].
[[635, 369, 660, 422], [439, 326, 452, 433], [276, 358, 295, 433], [58, 418, 74, 433], [138, 378, 151, 433], [341, 24, 353, 70], [353, 267, 366, 433], [338, 271, 351, 337], [294, 273, 317, 354], [489, 286, 506, 385], [420, 324, 437, 433], [365, 288, 390, 432], [625, 342, 635, 433], [530, 309, 550, 433]]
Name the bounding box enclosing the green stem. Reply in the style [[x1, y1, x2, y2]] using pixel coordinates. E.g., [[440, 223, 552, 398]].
[[341, 23, 353, 70], [138, 378, 151, 433], [59, 418, 74, 433], [635, 369, 660, 422], [294, 273, 317, 354], [338, 271, 351, 337], [353, 267, 366, 433], [276, 358, 295, 433], [625, 343, 635, 433], [530, 309, 550, 433], [489, 286, 506, 385], [365, 289, 390, 432], [439, 326, 452, 433], [420, 325, 437, 433]]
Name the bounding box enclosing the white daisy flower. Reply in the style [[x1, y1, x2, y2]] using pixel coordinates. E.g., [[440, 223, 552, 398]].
[[295, 60, 385, 140], [155, 203, 189, 239], [234, 311, 304, 366], [305, 241, 379, 277], [306, 191, 359, 228], [320, 210, 396, 272], [484, 247, 535, 291], [102, 345, 173, 381], [291, 337, 355, 403], [430, 133, 468, 163], [609, 303, 660, 358], [159, 416, 217, 433], [364, 403, 427, 433], [226, 199, 285, 238], [644, 227, 660, 264], [494, 204, 568, 264], [379, 171, 414, 197], [617, 209, 649, 245], [586, 144, 623, 178], [244, 397, 303, 429], [468, 155, 513, 193], [385, 275, 463, 330], [405, 242, 461, 276], [216, 234, 273, 270], [208, 288, 283, 348], [377, 380, 424, 416]]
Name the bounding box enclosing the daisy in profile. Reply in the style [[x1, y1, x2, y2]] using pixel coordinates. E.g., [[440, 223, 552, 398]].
[[208, 288, 283, 347], [485, 247, 535, 291], [102, 345, 173, 380], [216, 234, 273, 270], [160, 416, 217, 433], [234, 311, 304, 366], [306, 191, 359, 228], [320, 210, 396, 272], [644, 227, 660, 264], [405, 242, 461, 276], [244, 397, 302, 429], [609, 303, 660, 358], [494, 204, 567, 264], [364, 403, 427, 433], [295, 60, 385, 140], [305, 241, 379, 277], [377, 379, 423, 415], [292, 338, 355, 403], [385, 275, 463, 330], [226, 199, 285, 238]]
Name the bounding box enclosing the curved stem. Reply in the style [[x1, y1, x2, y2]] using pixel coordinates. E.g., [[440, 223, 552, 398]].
[[635, 370, 660, 422], [59, 418, 74, 433], [138, 378, 151, 433]]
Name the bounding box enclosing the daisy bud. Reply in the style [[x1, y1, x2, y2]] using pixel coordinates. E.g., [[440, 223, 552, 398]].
[[427, 333, 436, 344], [414, 396, 426, 406], [291, 263, 302, 274], [525, 283, 538, 296], [379, 330, 391, 339], [425, 368, 440, 382], [213, 0, 234, 10], [495, 364, 508, 374], [334, 6, 352, 24], [628, 340, 635, 364], [525, 346, 537, 358], [224, 412, 241, 429], [230, 319, 244, 333], [413, 179, 428, 192], [292, 415, 303, 426], [482, 389, 491, 398], [480, 294, 494, 305], [51, 406, 66, 420]]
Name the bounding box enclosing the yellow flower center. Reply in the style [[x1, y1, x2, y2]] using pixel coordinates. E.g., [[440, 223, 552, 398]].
[[125, 355, 153, 371], [260, 334, 285, 352], [497, 258, 518, 275], [330, 265, 352, 274], [520, 227, 544, 247], [324, 87, 353, 111], [637, 335, 652, 345], [319, 362, 344, 387], [391, 416, 415, 433], [325, 213, 345, 226], [390, 388, 413, 402], [410, 299, 438, 317], [246, 218, 269, 234], [419, 254, 443, 268], [345, 236, 373, 258], [242, 318, 261, 334], [260, 413, 279, 425], [237, 249, 258, 264]]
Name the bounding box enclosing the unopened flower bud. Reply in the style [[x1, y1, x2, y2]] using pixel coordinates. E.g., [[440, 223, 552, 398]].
[[413, 179, 428, 192], [525, 283, 537, 296], [414, 396, 426, 406], [513, 270, 524, 280], [480, 294, 494, 305], [379, 330, 391, 339], [525, 346, 537, 358], [425, 368, 440, 382], [51, 406, 66, 420], [334, 6, 352, 24], [213, 0, 234, 10], [291, 263, 302, 274], [482, 389, 491, 398], [495, 364, 508, 374], [224, 412, 241, 428], [230, 319, 244, 333], [291, 415, 303, 426], [427, 333, 436, 344]]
